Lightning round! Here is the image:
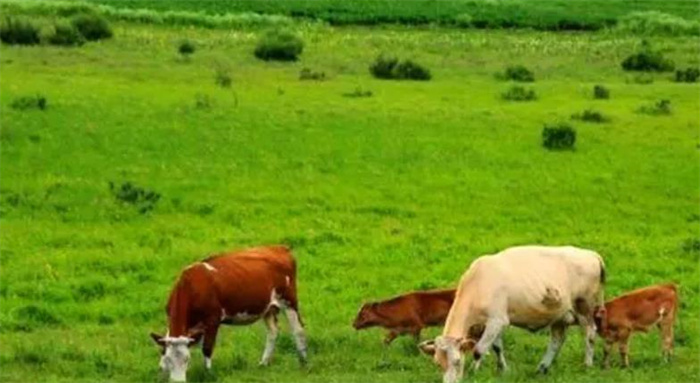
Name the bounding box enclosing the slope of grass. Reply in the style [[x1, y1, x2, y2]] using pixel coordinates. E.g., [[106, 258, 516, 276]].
[[0, 19, 699, 383]]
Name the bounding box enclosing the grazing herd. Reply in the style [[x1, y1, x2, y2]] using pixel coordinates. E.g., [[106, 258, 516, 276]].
[[151, 245, 679, 382]]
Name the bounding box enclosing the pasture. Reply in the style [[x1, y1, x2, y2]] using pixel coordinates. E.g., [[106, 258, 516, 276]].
[[1, 1, 699, 382]]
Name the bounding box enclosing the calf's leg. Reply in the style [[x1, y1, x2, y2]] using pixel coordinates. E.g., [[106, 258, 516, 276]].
[[602, 339, 614, 369], [538, 322, 567, 374], [659, 319, 674, 362], [618, 330, 631, 368]]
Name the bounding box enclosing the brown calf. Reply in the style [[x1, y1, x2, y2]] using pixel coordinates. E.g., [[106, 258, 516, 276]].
[[353, 289, 456, 344], [594, 283, 678, 368], [150, 245, 307, 382]]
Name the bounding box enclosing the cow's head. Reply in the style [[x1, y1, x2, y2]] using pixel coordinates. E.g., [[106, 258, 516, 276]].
[[419, 336, 475, 383], [593, 305, 608, 336], [150, 329, 204, 382], [352, 302, 381, 330]]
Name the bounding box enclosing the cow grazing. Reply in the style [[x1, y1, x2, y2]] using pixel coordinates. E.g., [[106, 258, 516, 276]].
[[594, 283, 678, 368], [418, 245, 606, 383], [150, 245, 307, 382], [352, 289, 456, 344]]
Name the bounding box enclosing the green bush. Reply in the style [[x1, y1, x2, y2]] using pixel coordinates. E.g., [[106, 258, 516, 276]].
[[71, 13, 112, 41], [571, 109, 609, 123], [502, 65, 535, 82], [108, 181, 160, 214], [593, 85, 610, 99], [214, 63, 232, 88], [675, 68, 700, 83], [501, 86, 537, 101], [621, 42, 674, 72], [299, 68, 325, 81], [617, 11, 700, 36], [45, 21, 85, 46], [369, 55, 431, 81], [254, 29, 303, 61], [10, 95, 47, 110], [542, 123, 576, 150], [178, 39, 195, 56], [342, 87, 373, 98], [637, 99, 672, 116], [0, 16, 40, 45]]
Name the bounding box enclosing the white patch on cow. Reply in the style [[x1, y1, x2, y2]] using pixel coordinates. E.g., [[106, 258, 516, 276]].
[[269, 289, 283, 309], [221, 308, 227, 321], [202, 262, 216, 272], [205, 357, 212, 370], [161, 336, 192, 382], [285, 276, 291, 286], [659, 307, 666, 317]]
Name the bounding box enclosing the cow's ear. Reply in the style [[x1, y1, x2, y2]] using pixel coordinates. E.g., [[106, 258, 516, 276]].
[[457, 338, 477, 353], [418, 340, 437, 356], [150, 332, 165, 347]]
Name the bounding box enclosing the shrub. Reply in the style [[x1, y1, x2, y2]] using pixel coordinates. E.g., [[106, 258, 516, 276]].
[[45, 21, 85, 46], [299, 68, 325, 81], [71, 13, 112, 41], [194, 93, 213, 109], [178, 39, 195, 56], [254, 29, 303, 61], [502, 65, 535, 82], [617, 11, 700, 36], [542, 123, 576, 150], [571, 109, 609, 123], [593, 85, 609, 99], [621, 42, 674, 72], [454, 13, 473, 28], [108, 181, 160, 214], [10, 95, 47, 110], [369, 55, 431, 81], [675, 68, 700, 83], [342, 87, 373, 98], [395, 60, 431, 80], [0, 16, 40, 45], [501, 86, 537, 101], [214, 64, 232, 88], [369, 54, 399, 79], [637, 99, 672, 116]]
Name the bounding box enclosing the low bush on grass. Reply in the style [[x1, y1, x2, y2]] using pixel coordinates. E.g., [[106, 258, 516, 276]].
[[621, 41, 674, 72], [0, 16, 40, 45], [500, 65, 535, 82], [675, 68, 700, 83], [45, 20, 85, 46], [542, 123, 576, 150], [108, 181, 161, 214], [178, 39, 195, 56], [593, 85, 610, 99], [637, 99, 672, 116], [571, 109, 610, 123], [10, 95, 47, 110], [214, 62, 232, 88], [501, 86, 537, 101], [71, 13, 112, 41], [299, 68, 325, 81], [369, 55, 431, 81], [342, 87, 373, 98], [254, 29, 303, 61]]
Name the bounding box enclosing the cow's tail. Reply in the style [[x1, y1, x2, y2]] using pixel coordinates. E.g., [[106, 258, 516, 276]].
[[595, 253, 606, 307]]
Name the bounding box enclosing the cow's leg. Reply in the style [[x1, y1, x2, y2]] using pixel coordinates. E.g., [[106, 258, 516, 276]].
[[259, 310, 279, 366], [537, 322, 567, 374], [472, 317, 508, 370], [492, 334, 508, 372], [284, 308, 308, 364], [384, 330, 399, 345], [618, 330, 631, 368], [202, 322, 220, 370], [574, 299, 597, 367], [602, 339, 614, 369], [659, 319, 674, 362]]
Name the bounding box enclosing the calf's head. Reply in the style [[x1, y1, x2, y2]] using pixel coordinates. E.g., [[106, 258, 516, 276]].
[[352, 302, 381, 329], [150, 329, 203, 382], [593, 305, 608, 336], [419, 336, 475, 383]]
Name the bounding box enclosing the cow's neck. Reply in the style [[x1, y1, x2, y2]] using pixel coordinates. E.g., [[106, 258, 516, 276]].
[[443, 292, 470, 338], [168, 283, 191, 337]]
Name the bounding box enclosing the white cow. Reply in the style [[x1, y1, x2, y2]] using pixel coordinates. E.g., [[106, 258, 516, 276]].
[[419, 245, 605, 383]]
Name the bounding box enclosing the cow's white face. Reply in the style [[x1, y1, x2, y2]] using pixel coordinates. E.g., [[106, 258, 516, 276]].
[[419, 336, 471, 383], [161, 337, 191, 382]]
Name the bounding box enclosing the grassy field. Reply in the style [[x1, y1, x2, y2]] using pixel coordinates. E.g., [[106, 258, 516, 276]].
[[1, 5, 699, 383], [85, 0, 700, 30]]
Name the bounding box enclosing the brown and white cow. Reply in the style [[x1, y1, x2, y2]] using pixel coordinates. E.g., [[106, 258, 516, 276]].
[[418, 245, 605, 383], [150, 245, 307, 382], [352, 289, 456, 344], [594, 283, 678, 368]]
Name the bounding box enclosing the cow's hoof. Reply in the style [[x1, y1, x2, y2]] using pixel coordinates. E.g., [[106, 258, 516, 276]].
[[537, 364, 549, 374]]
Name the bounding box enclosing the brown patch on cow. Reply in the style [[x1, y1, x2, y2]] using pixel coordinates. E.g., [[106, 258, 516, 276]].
[[541, 287, 562, 308]]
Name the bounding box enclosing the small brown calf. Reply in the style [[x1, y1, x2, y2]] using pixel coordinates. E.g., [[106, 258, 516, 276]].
[[594, 283, 678, 368], [352, 289, 455, 344]]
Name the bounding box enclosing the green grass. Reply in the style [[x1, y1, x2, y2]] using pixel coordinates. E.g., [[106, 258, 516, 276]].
[[0, 16, 699, 383]]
